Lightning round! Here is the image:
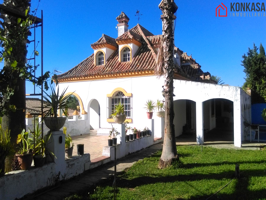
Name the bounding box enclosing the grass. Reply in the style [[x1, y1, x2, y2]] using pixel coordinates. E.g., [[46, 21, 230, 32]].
[[65, 146, 266, 200]]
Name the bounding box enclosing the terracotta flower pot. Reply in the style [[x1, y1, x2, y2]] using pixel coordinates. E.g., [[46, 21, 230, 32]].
[[44, 117, 66, 131], [136, 132, 140, 139], [147, 112, 153, 119], [16, 153, 33, 170]]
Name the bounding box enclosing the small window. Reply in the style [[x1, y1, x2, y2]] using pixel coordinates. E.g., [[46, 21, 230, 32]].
[[97, 52, 104, 65], [122, 47, 130, 62]]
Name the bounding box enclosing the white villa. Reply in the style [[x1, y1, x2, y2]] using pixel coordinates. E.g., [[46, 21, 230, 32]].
[[55, 12, 251, 148]]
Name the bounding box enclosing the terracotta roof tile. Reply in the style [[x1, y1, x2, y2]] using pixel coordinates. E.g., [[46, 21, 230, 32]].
[[91, 34, 117, 49], [58, 40, 155, 80]]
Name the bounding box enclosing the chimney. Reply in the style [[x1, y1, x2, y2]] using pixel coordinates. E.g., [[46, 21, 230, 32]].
[[116, 12, 129, 37]]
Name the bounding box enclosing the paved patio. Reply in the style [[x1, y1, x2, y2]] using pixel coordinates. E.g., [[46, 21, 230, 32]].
[[69, 134, 109, 160]]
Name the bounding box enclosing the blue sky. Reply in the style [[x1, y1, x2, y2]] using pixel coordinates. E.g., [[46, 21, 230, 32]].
[[1, 0, 266, 94]]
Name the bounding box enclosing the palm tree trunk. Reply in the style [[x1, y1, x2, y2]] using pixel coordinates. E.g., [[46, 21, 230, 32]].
[[158, 0, 178, 169]]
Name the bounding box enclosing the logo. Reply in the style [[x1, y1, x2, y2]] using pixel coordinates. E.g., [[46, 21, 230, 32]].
[[216, 3, 228, 17]]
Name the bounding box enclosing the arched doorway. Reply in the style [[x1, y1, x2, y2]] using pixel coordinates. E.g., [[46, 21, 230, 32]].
[[174, 99, 196, 142], [89, 99, 100, 130], [203, 98, 234, 142]]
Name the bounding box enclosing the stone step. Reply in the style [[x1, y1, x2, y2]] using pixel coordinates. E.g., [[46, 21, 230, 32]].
[[89, 130, 98, 136]]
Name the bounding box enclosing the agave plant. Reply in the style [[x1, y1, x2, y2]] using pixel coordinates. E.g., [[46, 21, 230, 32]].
[[144, 100, 155, 112], [43, 85, 73, 118], [156, 100, 164, 111]]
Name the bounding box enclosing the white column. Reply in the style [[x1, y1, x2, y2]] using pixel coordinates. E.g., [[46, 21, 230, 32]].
[[113, 123, 125, 145], [234, 100, 242, 147], [196, 101, 204, 144], [46, 131, 66, 174]]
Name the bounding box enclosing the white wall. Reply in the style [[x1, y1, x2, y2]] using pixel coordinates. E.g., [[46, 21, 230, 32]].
[[57, 77, 250, 147], [89, 99, 100, 129], [173, 100, 186, 137]]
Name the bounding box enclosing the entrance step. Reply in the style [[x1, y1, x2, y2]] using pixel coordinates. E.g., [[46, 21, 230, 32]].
[[89, 130, 98, 136], [97, 128, 112, 135]]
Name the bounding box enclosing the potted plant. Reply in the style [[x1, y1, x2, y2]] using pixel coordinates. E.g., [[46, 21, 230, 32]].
[[132, 127, 138, 139], [30, 124, 47, 167], [64, 127, 74, 158], [0, 117, 13, 176], [156, 100, 165, 118], [144, 100, 155, 119], [111, 102, 126, 124], [109, 127, 118, 146], [16, 129, 33, 170], [43, 83, 73, 131]]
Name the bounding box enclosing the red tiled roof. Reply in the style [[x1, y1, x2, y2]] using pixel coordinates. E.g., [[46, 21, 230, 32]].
[[58, 39, 155, 80], [91, 34, 117, 49], [58, 23, 211, 83]]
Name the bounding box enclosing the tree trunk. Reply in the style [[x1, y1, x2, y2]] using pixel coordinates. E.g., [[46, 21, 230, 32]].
[[2, 0, 30, 143], [158, 0, 178, 169]]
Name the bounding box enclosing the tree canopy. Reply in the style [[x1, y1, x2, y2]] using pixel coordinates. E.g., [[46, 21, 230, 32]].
[[242, 44, 266, 103]]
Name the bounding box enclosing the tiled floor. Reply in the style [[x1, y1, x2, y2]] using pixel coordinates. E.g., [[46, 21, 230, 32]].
[[70, 134, 109, 160]]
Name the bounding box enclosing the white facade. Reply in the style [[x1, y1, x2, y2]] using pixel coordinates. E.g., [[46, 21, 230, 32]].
[[56, 75, 251, 148]]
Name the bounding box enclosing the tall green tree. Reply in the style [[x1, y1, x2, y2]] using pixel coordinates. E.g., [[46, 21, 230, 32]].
[[158, 0, 178, 169], [242, 44, 266, 103], [0, 0, 49, 142]]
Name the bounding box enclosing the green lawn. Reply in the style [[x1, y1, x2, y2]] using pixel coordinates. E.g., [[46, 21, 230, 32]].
[[66, 146, 266, 200]]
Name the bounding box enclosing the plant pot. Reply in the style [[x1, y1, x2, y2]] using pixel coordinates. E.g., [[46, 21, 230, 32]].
[[136, 132, 140, 139], [140, 132, 143, 138], [108, 139, 113, 146], [125, 135, 130, 142], [147, 130, 151, 136], [44, 117, 66, 131], [112, 138, 117, 146], [147, 112, 153, 119], [33, 155, 45, 167], [156, 111, 165, 118], [133, 134, 137, 140], [77, 144, 84, 155], [129, 134, 133, 141], [113, 114, 126, 124], [65, 147, 73, 158], [16, 153, 33, 170]]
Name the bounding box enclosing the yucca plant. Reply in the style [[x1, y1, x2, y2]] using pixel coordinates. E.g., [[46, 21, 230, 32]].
[[111, 102, 125, 117], [43, 85, 73, 118], [156, 100, 164, 111], [144, 100, 155, 112]]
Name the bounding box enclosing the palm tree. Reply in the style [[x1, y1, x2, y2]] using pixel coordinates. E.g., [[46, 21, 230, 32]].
[[211, 76, 225, 85], [157, 0, 178, 169]]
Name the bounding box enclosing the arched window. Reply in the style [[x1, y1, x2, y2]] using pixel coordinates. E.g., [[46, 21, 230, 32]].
[[111, 91, 131, 117], [97, 52, 104, 65], [122, 47, 130, 62]]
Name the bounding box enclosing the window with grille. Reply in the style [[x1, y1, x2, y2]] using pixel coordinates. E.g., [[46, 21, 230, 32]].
[[97, 52, 104, 65], [122, 47, 130, 62], [111, 91, 131, 117]]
